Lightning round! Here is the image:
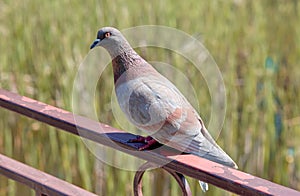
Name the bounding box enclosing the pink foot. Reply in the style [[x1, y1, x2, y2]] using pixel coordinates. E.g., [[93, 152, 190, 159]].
[[128, 136, 160, 150]]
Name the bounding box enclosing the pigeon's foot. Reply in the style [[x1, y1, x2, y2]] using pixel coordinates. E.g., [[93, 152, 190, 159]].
[[128, 136, 160, 150]]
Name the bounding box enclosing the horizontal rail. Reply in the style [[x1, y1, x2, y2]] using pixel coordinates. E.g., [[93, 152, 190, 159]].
[[0, 154, 97, 196], [0, 89, 299, 196]]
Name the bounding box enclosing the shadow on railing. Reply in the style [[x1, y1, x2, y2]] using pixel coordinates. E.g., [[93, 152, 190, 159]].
[[0, 89, 299, 196]]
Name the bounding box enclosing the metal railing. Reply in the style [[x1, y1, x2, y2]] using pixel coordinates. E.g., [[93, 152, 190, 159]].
[[0, 154, 97, 196], [0, 89, 299, 196]]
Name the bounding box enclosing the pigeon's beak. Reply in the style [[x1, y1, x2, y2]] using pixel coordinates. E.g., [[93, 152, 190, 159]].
[[90, 38, 101, 49]]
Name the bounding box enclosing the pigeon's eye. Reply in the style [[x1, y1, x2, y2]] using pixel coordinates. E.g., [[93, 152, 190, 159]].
[[105, 32, 111, 38]]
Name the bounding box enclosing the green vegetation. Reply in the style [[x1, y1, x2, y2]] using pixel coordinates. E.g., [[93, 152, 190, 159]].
[[1, 0, 299, 195]]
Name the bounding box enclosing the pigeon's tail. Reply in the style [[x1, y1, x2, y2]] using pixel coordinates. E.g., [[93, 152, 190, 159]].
[[199, 181, 209, 192], [185, 133, 238, 169], [183, 132, 238, 193]]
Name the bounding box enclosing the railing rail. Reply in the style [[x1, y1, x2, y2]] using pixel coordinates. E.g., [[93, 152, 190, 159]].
[[0, 154, 97, 196], [0, 89, 299, 196]]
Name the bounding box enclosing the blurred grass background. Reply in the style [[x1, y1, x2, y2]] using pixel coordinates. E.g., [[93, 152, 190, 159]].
[[0, 0, 300, 195]]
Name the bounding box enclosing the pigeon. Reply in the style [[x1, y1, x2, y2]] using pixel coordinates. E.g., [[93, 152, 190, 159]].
[[90, 27, 238, 191]]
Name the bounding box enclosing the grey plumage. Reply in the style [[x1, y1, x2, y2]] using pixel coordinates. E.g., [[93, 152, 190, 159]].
[[90, 27, 238, 192]]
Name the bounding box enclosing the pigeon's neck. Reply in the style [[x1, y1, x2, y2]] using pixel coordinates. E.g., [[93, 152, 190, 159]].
[[112, 50, 147, 83]]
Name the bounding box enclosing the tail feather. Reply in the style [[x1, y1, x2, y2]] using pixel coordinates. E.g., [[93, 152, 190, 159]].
[[199, 181, 209, 192], [187, 133, 238, 169]]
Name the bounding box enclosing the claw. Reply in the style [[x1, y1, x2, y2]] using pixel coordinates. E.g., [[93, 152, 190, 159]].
[[128, 136, 160, 150], [128, 136, 148, 143]]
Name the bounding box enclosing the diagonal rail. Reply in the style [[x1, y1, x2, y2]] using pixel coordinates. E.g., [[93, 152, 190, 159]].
[[0, 89, 299, 195]]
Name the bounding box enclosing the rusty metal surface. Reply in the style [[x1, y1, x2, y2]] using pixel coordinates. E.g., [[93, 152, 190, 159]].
[[133, 161, 192, 196], [0, 154, 97, 196], [1, 89, 300, 195]]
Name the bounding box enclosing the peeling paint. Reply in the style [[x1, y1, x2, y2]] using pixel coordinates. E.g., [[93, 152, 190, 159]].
[[0, 94, 10, 101], [254, 186, 271, 194], [21, 96, 36, 103], [37, 101, 47, 106], [233, 180, 248, 185], [208, 165, 226, 174], [171, 155, 225, 174], [40, 105, 68, 114], [228, 168, 254, 180]]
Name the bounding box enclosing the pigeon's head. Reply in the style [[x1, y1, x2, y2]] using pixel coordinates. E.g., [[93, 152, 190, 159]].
[[90, 27, 131, 58]]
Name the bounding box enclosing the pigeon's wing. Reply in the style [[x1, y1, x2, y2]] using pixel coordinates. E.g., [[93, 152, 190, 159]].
[[116, 74, 204, 150], [115, 74, 200, 135], [116, 74, 237, 168]]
